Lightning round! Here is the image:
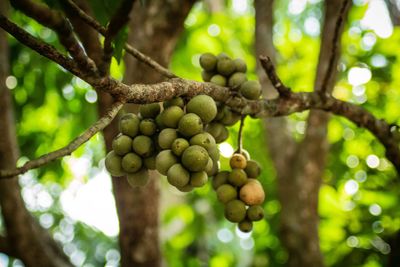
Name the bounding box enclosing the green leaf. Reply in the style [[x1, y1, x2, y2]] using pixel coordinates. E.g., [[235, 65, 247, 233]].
[[113, 25, 128, 64]]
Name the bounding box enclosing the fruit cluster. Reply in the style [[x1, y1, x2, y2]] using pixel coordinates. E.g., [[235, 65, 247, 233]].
[[212, 153, 265, 232]]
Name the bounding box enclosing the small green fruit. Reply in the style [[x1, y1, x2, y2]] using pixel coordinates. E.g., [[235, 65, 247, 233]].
[[199, 53, 217, 71], [190, 171, 208, 187], [245, 160, 261, 178], [233, 58, 247, 73], [238, 220, 253, 232], [217, 58, 235, 76], [127, 168, 149, 187], [186, 95, 217, 123], [167, 163, 190, 188], [181, 145, 209, 172], [140, 103, 160, 118], [228, 169, 248, 187], [220, 107, 241, 126], [178, 113, 203, 137], [201, 70, 214, 82], [214, 126, 229, 143], [119, 113, 140, 138], [171, 138, 190, 157], [216, 184, 237, 203], [224, 199, 246, 223], [139, 119, 157, 136], [206, 123, 224, 139], [158, 128, 178, 150], [210, 74, 227, 86], [176, 184, 194, 192], [105, 151, 125, 177], [240, 80, 262, 100], [163, 97, 185, 109], [228, 72, 247, 88], [112, 134, 132, 156], [121, 152, 143, 173], [212, 171, 229, 190], [247, 205, 265, 221], [132, 135, 154, 157], [161, 106, 184, 128], [155, 150, 178, 175], [143, 156, 156, 170], [190, 132, 216, 151]]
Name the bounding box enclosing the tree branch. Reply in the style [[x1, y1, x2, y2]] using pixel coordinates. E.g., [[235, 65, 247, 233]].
[[259, 55, 291, 97], [11, 0, 98, 76], [0, 101, 124, 178], [0, 236, 15, 257], [63, 0, 177, 78]]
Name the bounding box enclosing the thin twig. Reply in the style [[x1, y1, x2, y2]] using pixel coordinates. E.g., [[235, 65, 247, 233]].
[[319, 0, 351, 95], [63, 0, 177, 78], [0, 101, 124, 178], [259, 55, 291, 97], [237, 115, 246, 154]]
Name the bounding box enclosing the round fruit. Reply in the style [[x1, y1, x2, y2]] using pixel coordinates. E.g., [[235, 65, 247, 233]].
[[217, 52, 230, 60], [176, 184, 194, 192], [143, 156, 156, 170], [190, 132, 216, 151], [217, 58, 235, 76], [171, 138, 190, 157], [240, 80, 262, 100], [186, 95, 217, 123], [210, 74, 227, 86], [140, 103, 160, 118], [244, 160, 261, 178], [208, 146, 220, 161], [238, 220, 253, 233], [155, 150, 178, 175], [214, 126, 229, 143], [224, 200, 246, 223], [127, 168, 149, 187], [239, 179, 265, 205], [158, 128, 178, 149], [230, 153, 247, 169], [208, 159, 219, 176], [205, 157, 213, 174], [216, 184, 237, 203], [161, 106, 184, 128], [201, 70, 214, 82], [228, 169, 248, 187], [220, 107, 241, 126], [212, 171, 229, 190], [105, 151, 125, 177], [121, 152, 142, 173], [139, 119, 157, 136], [206, 123, 224, 139], [199, 53, 217, 71], [178, 113, 203, 137], [215, 104, 225, 120], [181, 145, 209, 172], [155, 113, 165, 130], [112, 134, 132, 156], [228, 72, 247, 88], [119, 113, 140, 138], [234, 58, 247, 73], [132, 135, 154, 157], [246, 205, 264, 221], [163, 97, 185, 109], [167, 163, 190, 188], [190, 171, 208, 187]]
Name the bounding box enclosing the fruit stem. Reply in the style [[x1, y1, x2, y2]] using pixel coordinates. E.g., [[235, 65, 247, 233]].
[[237, 115, 245, 154]]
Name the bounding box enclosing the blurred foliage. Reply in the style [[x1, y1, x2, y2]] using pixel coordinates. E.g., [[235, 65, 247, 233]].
[[1, 0, 400, 267]]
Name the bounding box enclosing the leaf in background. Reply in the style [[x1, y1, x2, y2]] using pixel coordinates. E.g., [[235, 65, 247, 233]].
[[113, 25, 128, 64], [88, 0, 123, 26]]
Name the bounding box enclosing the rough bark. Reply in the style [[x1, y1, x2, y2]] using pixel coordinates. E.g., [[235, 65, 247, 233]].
[[0, 2, 72, 267]]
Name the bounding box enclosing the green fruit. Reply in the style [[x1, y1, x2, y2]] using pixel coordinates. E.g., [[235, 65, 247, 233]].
[[163, 97, 185, 109], [171, 138, 190, 157], [216, 184, 237, 203], [208, 159, 219, 176], [215, 104, 225, 120], [121, 152, 143, 173], [224, 199, 246, 223], [220, 107, 241, 126], [155, 113, 166, 130], [205, 157, 213, 174], [158, 128, 178, 149], [155, 150, 178, 175], [210, 74, 227, 86], [105, 151, 125, 177], [181, 145, 209, 172], [167, 163, 190, 188], [245, 160, 261, 178], [139, 119, 157, 136], [161, 106, 184, 128], [112, 134, 132, 156], [190, 132, 216, 151], [217, 58, 235, 76], [238, 220, 253, 232], [132, 135, 154, 157], [208, 146, 220, 161], [212, 171, 229, 190], [199, 53, 217, 71], [190, 171, 208, 187], [247, 205, 265, 221], [143, 156, 156, 170], [206, 122, 224, 139], [201, 70, 214, 82], [228, 169, 248, 187], [217, 52, 230, 60], [176, 184, 194, 192], [240, 80, 262, 100], [214, 126, 229, 143], [119, 113, 140, 138], [178, 113, 203, 137], [127, 168, 149, 187], [140, 103, 160, 118], [186, 95, 217, 123], [233, 58, 247, 73], [228, 72, 247, 87]]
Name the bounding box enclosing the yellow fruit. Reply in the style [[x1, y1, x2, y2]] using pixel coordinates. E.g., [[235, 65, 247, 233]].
[[239, 179, 265, 205], [230, 153, 247, 169]]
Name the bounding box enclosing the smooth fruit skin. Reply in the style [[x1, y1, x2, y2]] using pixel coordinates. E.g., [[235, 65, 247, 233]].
[[139, 103, 160, 118], [216, 184, 237, 204], [246, 205, 265, 221], [224, 199, 247, 223], [190, 171, 208, 187], [163, 97, 185, 108], [178, 113, 203, 137], [217, 58, 235, 76], [161, 106, 184, 128], [158, 128, 178, 149], [167, 163, 190, 188], [155, 150, 178, 175], [228, 72, 247, 88], [238, 220, 253, 233], [212, 171, 229, 190], [199, 53, 217, 71], [239, 179, 265, 205], [171, 138, 190, 157], [127, 168, 149, 187], [230, 153, 247, 169], [119, 113, 140, 138], [190, 132, 216, 151], [139, 119, 157, 136], [210, 74, 227, 87], [132, 135, 154, 157], [240, 80, 262, 100], [233, 58, 247, 73], [181, 145, 209, 172], [112, 134, 132, 156], [228, 168, 248, 187], [186, 95, 217, 123], [121, 152, 143, 173], [105, 151, 125, 177], [244, 160, 261, 178]]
